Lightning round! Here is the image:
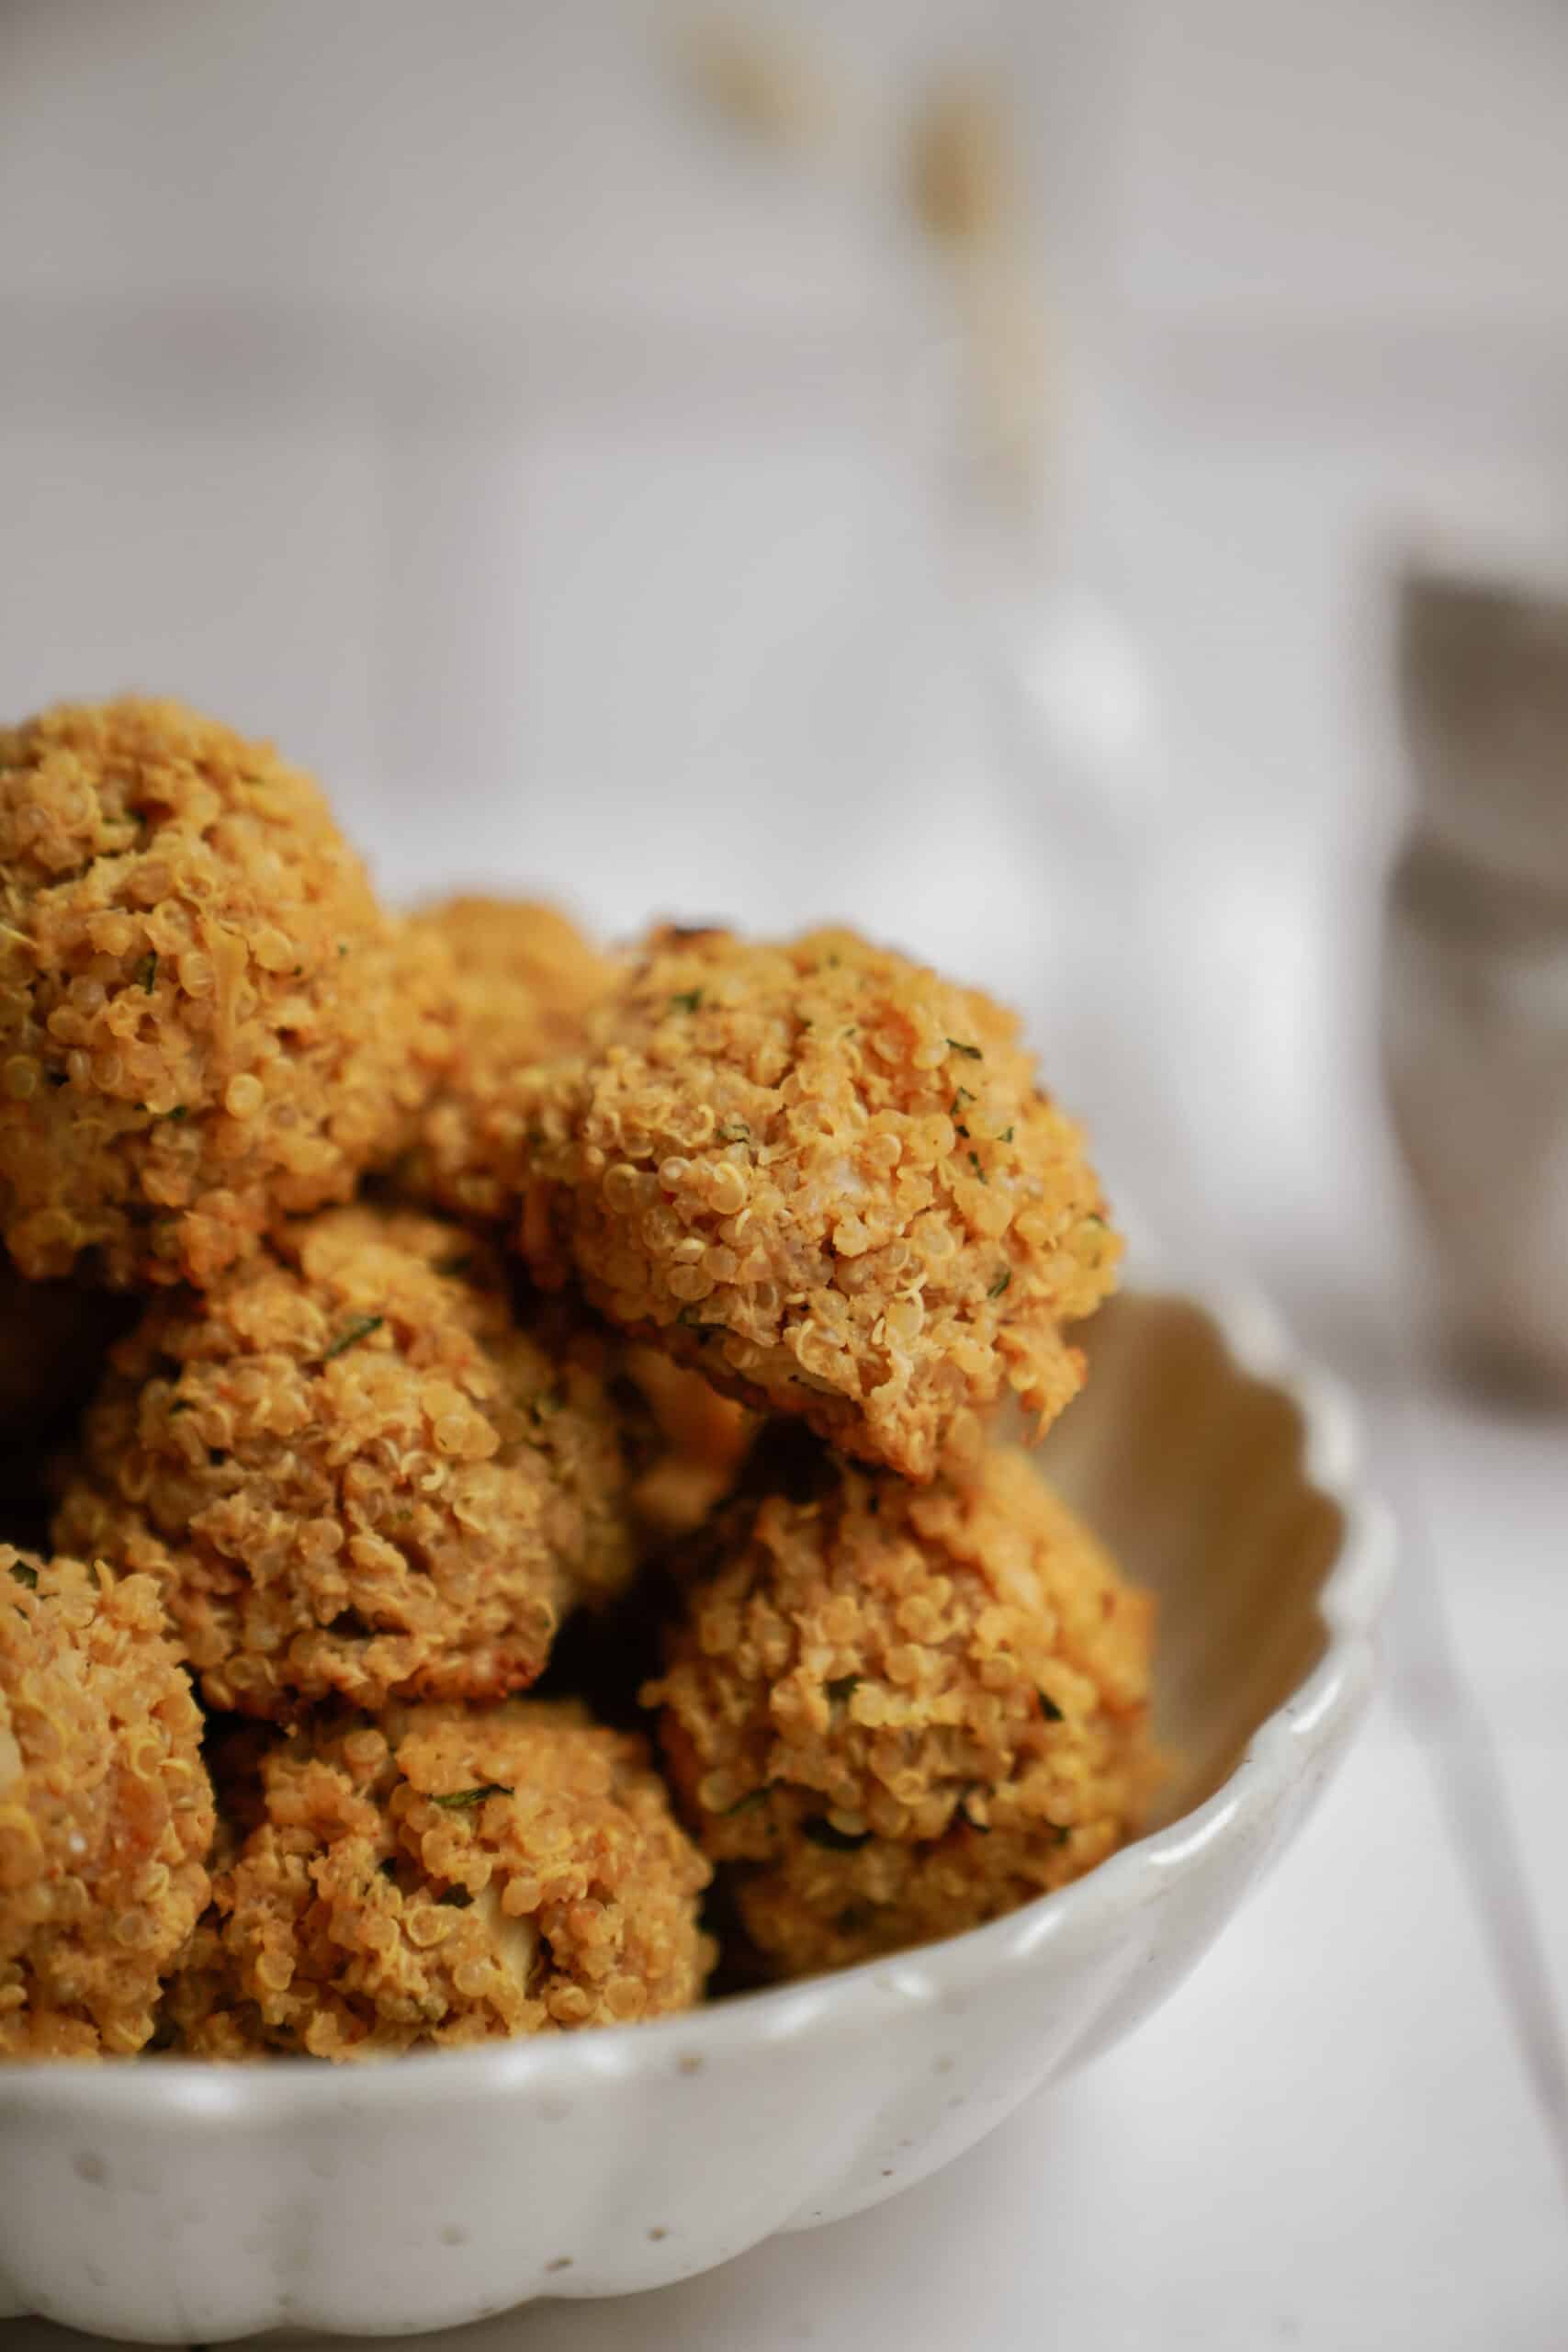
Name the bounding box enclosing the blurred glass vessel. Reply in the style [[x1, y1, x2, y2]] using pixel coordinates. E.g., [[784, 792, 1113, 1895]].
[[1384, 569, 1568, 1389]]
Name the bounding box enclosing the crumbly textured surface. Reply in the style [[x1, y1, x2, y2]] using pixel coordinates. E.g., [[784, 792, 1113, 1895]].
[[519, 926, 1118, 1479], [0, 1551, 213, 2056], [0, 698, 455, 1288], [53, 1207, 641, 1719], [647, 1445, 1156, 1977], [406, 897, 617, 1225], [168, 1700, 713, 2058]]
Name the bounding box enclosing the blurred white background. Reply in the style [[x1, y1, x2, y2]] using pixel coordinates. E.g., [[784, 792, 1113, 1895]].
[[1, 4, 1564, 2344], [7, 0, 1568, 1306]]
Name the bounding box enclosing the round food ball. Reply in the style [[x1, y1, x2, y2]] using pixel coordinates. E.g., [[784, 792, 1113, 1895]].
[[407, 896, 617, 1224], [0, 697, 455, 1287], [167, 1699, 713, 2058], [520, 925, 1118, 1480], [0, 1549, 213, 2056], [647, 1444, 1157, 1979], [53, 1207, 642, 1719]]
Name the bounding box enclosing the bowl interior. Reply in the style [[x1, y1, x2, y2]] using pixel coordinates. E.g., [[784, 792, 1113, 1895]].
[[1036, 1289, 1344, 1827]]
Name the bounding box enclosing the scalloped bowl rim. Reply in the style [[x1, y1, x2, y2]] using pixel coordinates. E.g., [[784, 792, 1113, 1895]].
[[0, 1255, 1396, 2128]]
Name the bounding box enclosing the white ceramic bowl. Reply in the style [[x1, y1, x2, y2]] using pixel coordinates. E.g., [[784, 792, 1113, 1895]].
[[0, 1265, 1393, 2344]]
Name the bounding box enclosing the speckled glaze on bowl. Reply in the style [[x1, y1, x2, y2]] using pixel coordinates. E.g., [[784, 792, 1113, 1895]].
[[0, 1263, 1393, 2344]]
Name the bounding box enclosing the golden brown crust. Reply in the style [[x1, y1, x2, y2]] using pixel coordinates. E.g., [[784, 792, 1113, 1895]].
[[0, 1550, 213, 2056], [405, 897, 617, 1225], [0, 698, 455, 1287], [52, 1206, 642, 1719], [647, 1445, 1157, 1977], [167, 1699, 713, 2059], [518, 926, 1119, 1479], [420, 896, 614, 1024]]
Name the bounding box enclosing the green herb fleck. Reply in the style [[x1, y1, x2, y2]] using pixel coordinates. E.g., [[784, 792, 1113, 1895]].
[[950, 1087, 976, 1117], [722, 1788, 769, 1818], [321, 1313, 384, 1363], [802, 1817, 873, 1854], [953, 1122, 970, 1138], [968, 1151, 987, 1184], [717, 1121, 750, 1144], [1050, 1821, 1073, 1846], [134, 951, 157, 995], [669, 989, 704, 1015], [337, 942, 350, 956], [999, 1125, 1014, 1143], [987, 1268, 1011, 1300], [1037, 1690, 1063, 1724], [825, 1674, 861, 1705], [8, 1560, 38, 1590], [676, 1306, 702, 1329], [438, 1885, 475, 1908], [163, 1103, 189, 1122], [946, 1038, 983, 1060], [431, 1782, 513, 1811]]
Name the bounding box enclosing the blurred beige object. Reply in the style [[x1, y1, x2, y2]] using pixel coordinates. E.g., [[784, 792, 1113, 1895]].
[[673, 31, 1053, 497], [1384, 570, 1568, 1389], [909, 79, 1010, 248], [909, 75, 1051, 496], [678, 17, 832, 150]]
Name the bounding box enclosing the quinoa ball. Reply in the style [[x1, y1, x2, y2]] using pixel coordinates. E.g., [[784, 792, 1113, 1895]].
[[52, 1206, 642, 1719], [406, 896, 617, 1225], [0, 1549, 213, 2056], [647, 1444, 1157, 1979], [0, 697, 455, 1288], [167, 1699, 713, 2059], [519, 925, 1118, 1480]]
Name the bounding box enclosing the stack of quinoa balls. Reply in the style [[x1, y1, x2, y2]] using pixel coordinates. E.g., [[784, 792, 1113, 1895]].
[[0, 695, 1156, 2064]]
